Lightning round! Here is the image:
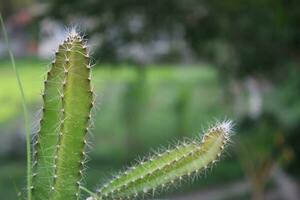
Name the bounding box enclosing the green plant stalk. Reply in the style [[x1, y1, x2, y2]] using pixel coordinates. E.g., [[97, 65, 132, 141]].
[[50, 31, 93, 200], [95, 121, 232, 200], [31, 30, 93, 200], [31, 44, 67, 199], [0, 14, 32, 200]]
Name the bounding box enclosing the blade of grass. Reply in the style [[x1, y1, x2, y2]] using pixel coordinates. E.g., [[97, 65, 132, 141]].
[[0, 13, 32, 200], [11, 176, 22, 200]]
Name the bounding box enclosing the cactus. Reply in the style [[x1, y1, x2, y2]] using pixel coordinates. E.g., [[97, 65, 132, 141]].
[[32, 30, 93, 200], [23, 29, 233, 200], [94, 120, 232, 200], [0, 13, 235, 199]]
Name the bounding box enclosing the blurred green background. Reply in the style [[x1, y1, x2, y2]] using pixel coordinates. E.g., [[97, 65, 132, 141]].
[[1, 1, 300, 200]]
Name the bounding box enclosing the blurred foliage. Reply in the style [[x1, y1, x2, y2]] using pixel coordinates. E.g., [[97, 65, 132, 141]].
[[121, 66, 147, 153], [0, 0, 33, 17], [48, 0, 300, 77], [237, 114, 284, 199]]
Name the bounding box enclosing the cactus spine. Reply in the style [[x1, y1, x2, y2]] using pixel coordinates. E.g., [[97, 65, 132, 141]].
[[32, 30, 93, 200], [95, 120, 233, 200]]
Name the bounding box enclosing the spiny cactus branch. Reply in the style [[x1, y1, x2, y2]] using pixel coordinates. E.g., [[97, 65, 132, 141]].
[[94, 120, 233, 200], [32, 30, 93, 200], [50, 32, 93, 200]]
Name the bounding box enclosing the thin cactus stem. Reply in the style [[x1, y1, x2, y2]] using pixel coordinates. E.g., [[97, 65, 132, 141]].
[[94, 120, 233, 200]]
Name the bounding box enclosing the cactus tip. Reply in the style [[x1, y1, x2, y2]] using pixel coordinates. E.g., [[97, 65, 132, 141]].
[[69, 28, 79, 38], [219, 119, 234, 135], [208, 119, 234, 138]]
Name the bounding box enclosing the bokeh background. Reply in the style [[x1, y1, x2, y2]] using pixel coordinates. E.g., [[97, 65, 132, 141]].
[[1, 0, 300, 199]]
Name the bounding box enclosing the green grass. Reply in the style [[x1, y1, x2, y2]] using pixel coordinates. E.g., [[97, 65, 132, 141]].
[[1, 16, 32, 199], [0, 60, 44, 123], [0, 59, 225, 124]]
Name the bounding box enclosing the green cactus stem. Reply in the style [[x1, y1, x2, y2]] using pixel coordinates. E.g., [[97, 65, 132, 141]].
[[50, 31, 93, 200], [32, 41, 67, 199], [32, 30, 93, 200], [95, 120, 233, 200]]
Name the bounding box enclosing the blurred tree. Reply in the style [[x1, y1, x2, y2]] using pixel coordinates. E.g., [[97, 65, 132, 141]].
[[174, 86, 190, 138], [121, 66, 147, 153], [48, 0, 300, 76], [0, 0, 33, 17], [237, 113, 286, 200]]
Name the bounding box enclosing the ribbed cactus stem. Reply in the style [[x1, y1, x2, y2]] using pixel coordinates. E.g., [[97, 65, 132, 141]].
[[32, 43, 66, 199], [50, 31, 93, 200], [95, 120, 233, 200], [32, 30, 93, 200]]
